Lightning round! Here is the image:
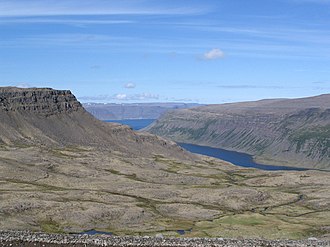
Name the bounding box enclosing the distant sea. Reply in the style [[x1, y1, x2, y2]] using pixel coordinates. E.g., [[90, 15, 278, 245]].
[[105, 119, 307, 171]]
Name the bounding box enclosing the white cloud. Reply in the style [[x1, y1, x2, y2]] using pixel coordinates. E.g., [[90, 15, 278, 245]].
[[115, 93, 127, 100], [16, 82, 32, 88], [133, 93, 159, 100], [124, 82, 136, 89], [202, 48, 225, 60], [79, 92, 159, 102]]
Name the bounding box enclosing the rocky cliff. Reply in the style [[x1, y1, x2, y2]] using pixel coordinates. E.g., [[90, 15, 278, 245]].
[[0, 87, 81, 114], [146, 94, 330, 170]]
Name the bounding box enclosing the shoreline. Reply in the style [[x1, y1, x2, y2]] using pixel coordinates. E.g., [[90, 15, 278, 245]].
[[0, 231, 329, 247]]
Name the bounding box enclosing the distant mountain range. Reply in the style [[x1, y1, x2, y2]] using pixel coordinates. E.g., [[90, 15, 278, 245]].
[[83, 102, 201, 120], [146, 94, 330, 170]]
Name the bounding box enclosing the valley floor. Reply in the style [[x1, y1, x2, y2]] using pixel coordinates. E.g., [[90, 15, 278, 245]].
[[0, 144, 329, 240]]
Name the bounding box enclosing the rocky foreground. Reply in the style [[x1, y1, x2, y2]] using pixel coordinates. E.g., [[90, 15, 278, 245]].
[[0, 231, 329, 247]]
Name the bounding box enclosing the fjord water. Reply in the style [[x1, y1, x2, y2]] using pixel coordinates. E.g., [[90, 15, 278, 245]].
[[178, 143, 307, 171], [106, 119, 307, 171], [105, 119, 156, 130]]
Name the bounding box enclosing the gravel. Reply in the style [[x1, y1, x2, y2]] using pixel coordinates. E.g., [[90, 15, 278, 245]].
[[0, 230, 329, 247]]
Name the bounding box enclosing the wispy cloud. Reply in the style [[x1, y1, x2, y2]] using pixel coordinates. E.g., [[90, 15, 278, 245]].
[[312, 81, 329, 84], [79, 93, 202, 103], [0, 0, 207, 17], [2, 31, 330, 60], [202, 48, 225, 60], [117, 92, 159, 100], [169, 21, 330, 46], [124, 82, 136, 89], [0, 17, 135, 25], [79, 92, 159, 102], [0, 33, 133, 48], [114, 93, 128, 100], [16, 82, 32, 88], [217, 85, 286, 89], [1, 2, 330, 60]]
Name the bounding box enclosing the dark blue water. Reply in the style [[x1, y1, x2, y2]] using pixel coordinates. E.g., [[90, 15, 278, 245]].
[[79, 230, 112, 235], [105, 119, 155, 130], [105, 119, 307, 171], [178, 143, 307, 171], [176, 229, 192, 235]]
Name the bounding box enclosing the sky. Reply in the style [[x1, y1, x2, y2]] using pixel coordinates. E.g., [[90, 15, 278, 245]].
[[1, 0, 330, 104]]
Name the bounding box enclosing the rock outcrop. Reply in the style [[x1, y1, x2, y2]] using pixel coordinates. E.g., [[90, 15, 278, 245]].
[[0, 87, 81, 114], [146, 94, 330, 170]]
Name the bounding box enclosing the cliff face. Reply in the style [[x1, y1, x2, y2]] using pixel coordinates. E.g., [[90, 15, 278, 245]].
[[146, 94, 330, 170], [0, 87, 189, 160], [0, 87, 81, 114]]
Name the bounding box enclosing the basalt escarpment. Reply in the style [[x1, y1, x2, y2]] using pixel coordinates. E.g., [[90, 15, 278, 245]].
[[0, 87, 81, 114], [146, 94, 330, 170]]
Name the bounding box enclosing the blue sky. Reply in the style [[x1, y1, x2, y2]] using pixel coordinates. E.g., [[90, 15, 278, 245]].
[[1, 0, 330, 103]]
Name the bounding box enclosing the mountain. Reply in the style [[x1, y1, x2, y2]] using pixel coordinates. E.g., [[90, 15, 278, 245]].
[[0, 87, 329, 239], [83, 102, 201, 120], [146, 94, 330, 170], [0, 87, 188, 159]]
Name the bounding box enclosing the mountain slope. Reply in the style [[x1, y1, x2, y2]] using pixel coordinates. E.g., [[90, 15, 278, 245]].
[[0, 87, 188, 159], [146, 94, 330, 170]]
